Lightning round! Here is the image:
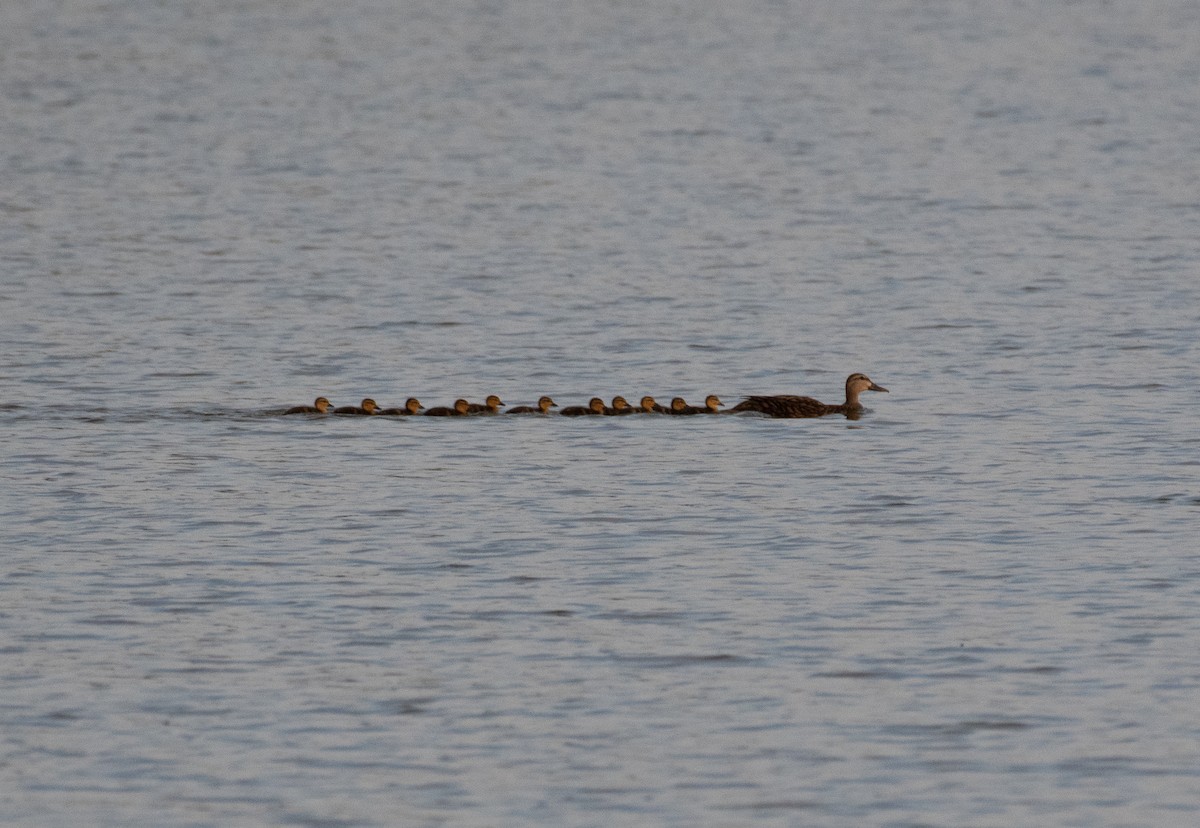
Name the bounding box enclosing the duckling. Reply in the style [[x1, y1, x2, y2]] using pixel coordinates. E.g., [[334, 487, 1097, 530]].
[[378, 398, 423, 415], [424, 398, 471, 416], [507, 396, 557, 414], [634, 395, 666, 413], [560, 397, 606, 416], [700, 394, 723, 414], [333, 398, 380, 415], [730, 373, 888, 418], [664, 397, 694, 415], [284, 396, 332, 415], [465, 394, 505, 415], [606, 396, 634, 415]]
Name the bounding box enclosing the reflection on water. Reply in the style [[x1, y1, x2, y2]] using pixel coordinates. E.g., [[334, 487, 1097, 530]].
[[2, 0, 1199, 825]]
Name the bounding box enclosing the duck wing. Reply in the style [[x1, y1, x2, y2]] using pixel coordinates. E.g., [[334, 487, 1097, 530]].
[[730, 395, 830, 418]]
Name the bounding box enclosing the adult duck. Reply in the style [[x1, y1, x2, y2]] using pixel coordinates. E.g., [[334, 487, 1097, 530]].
[[730, 373, 888, 419]]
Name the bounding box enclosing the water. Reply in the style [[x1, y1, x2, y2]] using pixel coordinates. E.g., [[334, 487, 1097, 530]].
[[2, 1, 1199, 825]]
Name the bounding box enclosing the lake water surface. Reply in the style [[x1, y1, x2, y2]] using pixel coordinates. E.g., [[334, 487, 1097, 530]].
[[2, 1, 1199, 825]]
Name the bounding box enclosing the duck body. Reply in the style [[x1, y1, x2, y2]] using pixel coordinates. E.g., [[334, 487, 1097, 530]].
[[379, 398, 423, 415], [285, 396, 332, 415], [560, 397, 605, 416], [730, 374, 888, 419], [465, 394, 505, 415], [507, 396, 557, 414], [424, 399, 471, 416], [333, 398, 380, 415], [730, 395, 831, 418]]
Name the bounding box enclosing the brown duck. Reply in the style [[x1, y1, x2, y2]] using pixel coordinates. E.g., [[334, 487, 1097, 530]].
[[333, 398, 380, 415], [606, 396, 634, 415], [379, 398, 423, 415], [465, 394, 505, 414], [730, 373, 888, 418], [507, 396, 557, 414], [424, 399, 471, 416], [285, 396, 332, 415], [560, 397, 606, 416], [634, 395, 666, 413]]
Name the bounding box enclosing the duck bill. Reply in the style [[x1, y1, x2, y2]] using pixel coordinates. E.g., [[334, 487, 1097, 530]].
[[870, 383, 889, 393]]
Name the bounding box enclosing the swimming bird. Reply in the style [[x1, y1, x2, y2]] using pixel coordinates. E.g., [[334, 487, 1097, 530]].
[[333, 398, 380, 415], [379, 398, 423, 415], [424, 399, 471, 416], [465, 394, 505, 414], [730, 373, 888, 418], [606, 396, 634, 415], [507, 396, 557, 414], [284, 396, 332, 415], [635, 395, 666, 413], [700, 394, 723, 413], [560, 397, 605, 416]]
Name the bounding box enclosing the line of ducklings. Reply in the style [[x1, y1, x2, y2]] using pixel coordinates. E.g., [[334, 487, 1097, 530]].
[[284, 373, 888, 419], [285, 394, 721, 416]]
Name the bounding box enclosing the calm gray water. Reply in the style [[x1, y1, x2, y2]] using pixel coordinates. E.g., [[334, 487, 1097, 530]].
[[3, 1, 1199, 825]]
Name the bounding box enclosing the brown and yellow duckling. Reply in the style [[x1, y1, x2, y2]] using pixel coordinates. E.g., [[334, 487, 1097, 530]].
[[284, 396, 332, 415], [333, 398, 381, 415], [465, 394, 505, 415], [378, 398, 423, 415], [730, 373, 888, 419], [507, 396, 557, 414], [606, 396, 634, 415], [635, 395, 666, 413], [560, 397, 606, 416], [424, 398, 471, 416]]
